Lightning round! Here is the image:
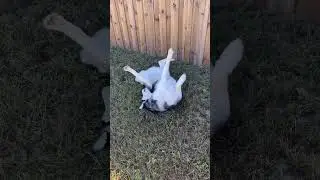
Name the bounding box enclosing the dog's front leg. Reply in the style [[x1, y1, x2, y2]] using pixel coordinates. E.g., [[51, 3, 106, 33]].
[[123, 65, 152, 88], [176, 73, 187, 92]]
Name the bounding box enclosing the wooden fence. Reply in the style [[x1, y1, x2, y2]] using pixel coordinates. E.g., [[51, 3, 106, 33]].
[[110, 0, 210, 65]]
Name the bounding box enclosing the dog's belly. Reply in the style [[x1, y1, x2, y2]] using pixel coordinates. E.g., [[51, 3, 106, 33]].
[[138, 67, 162, 85], [153, 78, 182, 106]]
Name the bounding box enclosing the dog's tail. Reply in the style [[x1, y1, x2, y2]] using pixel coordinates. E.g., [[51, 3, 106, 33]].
[[213, 38, 244, 77]]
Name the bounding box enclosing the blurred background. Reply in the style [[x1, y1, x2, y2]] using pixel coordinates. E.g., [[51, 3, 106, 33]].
[[0, 0, 108, 178], [212, 0, 320, 179]]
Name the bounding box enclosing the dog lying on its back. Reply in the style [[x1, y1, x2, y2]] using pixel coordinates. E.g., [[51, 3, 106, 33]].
[[123, 48, 187, 112]]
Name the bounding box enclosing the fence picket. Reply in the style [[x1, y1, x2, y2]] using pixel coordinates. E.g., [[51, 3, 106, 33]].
[[110, 0, 210, 65]]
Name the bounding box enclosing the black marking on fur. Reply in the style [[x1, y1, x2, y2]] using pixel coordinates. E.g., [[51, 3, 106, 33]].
[[143, 96, 184, 113], [147, 81, 158, 93], [163, 95, 185, 111], [140, 79, 185, 113], [143, 99, 159, 112], [143, 104, 160, 114]]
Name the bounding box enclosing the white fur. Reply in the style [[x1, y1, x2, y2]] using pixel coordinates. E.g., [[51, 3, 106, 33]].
[[124, 48, 186, 112]]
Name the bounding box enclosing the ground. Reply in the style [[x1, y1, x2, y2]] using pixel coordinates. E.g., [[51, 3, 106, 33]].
[[110, 47, 210, 179], [212, 6, 320, 179], [0, 0, 108, 179]]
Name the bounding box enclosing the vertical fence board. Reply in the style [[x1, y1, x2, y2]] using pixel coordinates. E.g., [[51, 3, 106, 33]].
[[159, 0, 167, 55], [125, 0, 139, 51], [196, 0, 210, 65], [115, 0, 131, 49], [135, 0, 147, 53], [203, 15, 210, 65], [143, 0, 156, 55], [183, 0, 193, 63], [166, 0, 171, 51], [111, 0, 211, 65], [170, 0, 179, 59], [110, 23, 117, 47], [177, 0, 184, 61], [111, 0, 124, 48], [190, 0, 200, 63], [153, 0, 162, 56]]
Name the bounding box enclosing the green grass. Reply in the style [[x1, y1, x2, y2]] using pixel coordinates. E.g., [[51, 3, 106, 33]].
[[110, 47, 210, 179], [0, 0, 108, 178], [212, 6, 320, 179]]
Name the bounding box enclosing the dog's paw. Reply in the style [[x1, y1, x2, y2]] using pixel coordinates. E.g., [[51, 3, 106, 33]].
[[123, 65, 131, 71], [43, 13, 66, 30], [180, 73, 186, 81], [167, 48, 174, 58], [168, 48, 174, 54], [176, 73, 186, 89]]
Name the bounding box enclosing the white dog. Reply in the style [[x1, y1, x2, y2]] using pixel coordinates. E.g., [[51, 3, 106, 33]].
[[123, 48, 187, 112]]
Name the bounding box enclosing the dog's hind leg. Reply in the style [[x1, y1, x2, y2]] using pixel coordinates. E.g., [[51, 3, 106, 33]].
[[123, 65, 153, 88], [43, 13, 92, 52], [160, 48, 175, 80], [176, 73, 186, 92]]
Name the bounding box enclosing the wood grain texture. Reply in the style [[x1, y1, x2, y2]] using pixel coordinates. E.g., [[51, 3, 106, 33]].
[[159, 0, 167, 55], [196, 0, 210, 65], [135, 0, 147, 52], [110, 22, 117, 47], [111, 0, 124, 47], [153, 0, 162, 56], [115, 0, 131, 49], [203, 14, 210, 65], [125, 0, 139, 51], [110, 0, 211, 65], [143, 0, 156, 55]]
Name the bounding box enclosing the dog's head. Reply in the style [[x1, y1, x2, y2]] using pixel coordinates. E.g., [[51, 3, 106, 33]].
[[141, 81, 182, 112], [141, 83, 164, 112]]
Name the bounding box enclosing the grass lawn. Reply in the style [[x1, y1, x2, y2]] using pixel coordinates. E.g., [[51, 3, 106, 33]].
[[0, 0, 108, 178], [212, 6, 320, 179], [110, 47, 210, 179]]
